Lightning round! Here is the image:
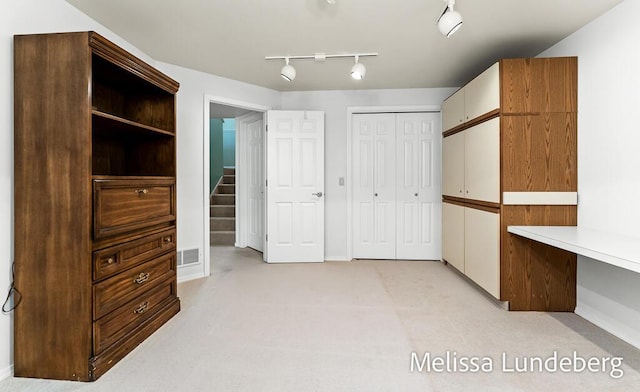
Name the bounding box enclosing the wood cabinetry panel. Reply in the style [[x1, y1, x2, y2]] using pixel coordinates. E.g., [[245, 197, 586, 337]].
[[502, 113, 577, 192], [501, 57, 577, 114], [14, 32, 94, 381], [93, 178, 176, 239], [93, 253, 176, 319], [93, 228, 176, 281], [501, 205, 577, 311], [93, 280, 175, 353]]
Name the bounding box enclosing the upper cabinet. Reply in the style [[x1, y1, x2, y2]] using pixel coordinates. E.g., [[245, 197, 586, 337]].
[[500, 57, 577, 114], [464, 62, 500, 121], [442, 62, 500, 133], [441, 87, 465, 131]]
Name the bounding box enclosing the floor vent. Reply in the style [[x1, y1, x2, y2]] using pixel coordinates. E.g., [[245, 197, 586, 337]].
[[177, 249, 200, 267]]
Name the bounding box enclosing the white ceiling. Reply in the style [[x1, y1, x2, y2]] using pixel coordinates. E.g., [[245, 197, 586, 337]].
[[66, 0, 622, 92]]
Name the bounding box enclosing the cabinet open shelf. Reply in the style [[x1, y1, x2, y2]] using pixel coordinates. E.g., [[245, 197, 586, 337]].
[[92, 110, 175, 137]]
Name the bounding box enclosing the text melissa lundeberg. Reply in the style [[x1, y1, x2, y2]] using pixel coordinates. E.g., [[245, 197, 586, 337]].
[[410, 351, 624, 379]]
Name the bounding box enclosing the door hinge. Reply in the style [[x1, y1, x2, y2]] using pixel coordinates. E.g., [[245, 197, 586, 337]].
[[265, 179, 268, 187], [266, 234, 268, 242], [266, 125, 268, 132]]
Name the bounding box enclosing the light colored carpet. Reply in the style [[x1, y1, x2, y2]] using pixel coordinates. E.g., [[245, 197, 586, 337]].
[[1, 246, 639, 391]]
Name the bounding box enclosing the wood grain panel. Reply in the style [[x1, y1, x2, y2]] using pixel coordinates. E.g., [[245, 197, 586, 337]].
[[14, 32, 94, 381], [501, 113, 577, 192], [500, 57, 577, 114], [501, 205, 577, 311]]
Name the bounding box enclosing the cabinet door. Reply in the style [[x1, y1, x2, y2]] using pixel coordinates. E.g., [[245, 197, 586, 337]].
[[442, 202, 464, 272], [464, 62, 500, 121], [442, 88, 465, 132], [464, 207, 500, 298], [442, 132, 465, 198], [464, 118, 500, 203]]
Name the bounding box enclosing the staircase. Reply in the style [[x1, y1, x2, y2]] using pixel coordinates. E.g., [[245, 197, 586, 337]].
[[210, 167, 236, 245]]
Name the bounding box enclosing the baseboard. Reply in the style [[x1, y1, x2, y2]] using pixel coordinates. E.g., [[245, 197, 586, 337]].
[[324, 256, 351, 262], [0, 364, 13, 381], [576, 301, 640, 350], [177, 271, 206, 283]]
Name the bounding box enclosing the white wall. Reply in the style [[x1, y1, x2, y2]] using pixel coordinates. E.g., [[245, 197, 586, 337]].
[[0, 0, 164, 381], [539, 0, 640, 349], [281, 88, 455, 260], [155, 62, 280, 281]]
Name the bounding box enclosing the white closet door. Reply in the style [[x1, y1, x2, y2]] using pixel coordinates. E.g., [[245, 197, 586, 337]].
[[352, 113, 396, 259], [396, 113, 441, 260]]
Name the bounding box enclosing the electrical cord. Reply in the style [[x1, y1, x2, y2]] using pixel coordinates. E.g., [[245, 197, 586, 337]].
[[2, 261, 22, 313]]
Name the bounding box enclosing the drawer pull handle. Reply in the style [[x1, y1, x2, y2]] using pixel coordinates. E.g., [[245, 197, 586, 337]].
[[134, 189, 148, 195], [164, 237, 172, 244], [106, 257, 114, 264], [134, 302, 149, 314], [133, 272, 150, 284]]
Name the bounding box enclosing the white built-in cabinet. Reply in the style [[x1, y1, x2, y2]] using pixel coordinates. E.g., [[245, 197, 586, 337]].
[[353, 112, 441, 260], [442, 57, 578, 311], [464, 208, 500, 298], [441, 62, 500, 130], [443, 118, 500, 203], [442, 62, 501, 298]]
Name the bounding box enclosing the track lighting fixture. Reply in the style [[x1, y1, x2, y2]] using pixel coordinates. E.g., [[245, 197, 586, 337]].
[[266, 52, 377, 82], [350, 56, 366, 80], [437, 0, 463, 37], [280, 57, 296, 81]]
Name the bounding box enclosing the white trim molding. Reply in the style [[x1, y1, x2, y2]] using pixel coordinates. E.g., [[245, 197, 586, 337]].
[[502, 191, 578, 205], [0, 364, 13, 382]]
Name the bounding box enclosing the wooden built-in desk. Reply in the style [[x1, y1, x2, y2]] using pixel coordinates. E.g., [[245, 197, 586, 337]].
[[508, 226, 640, 274]]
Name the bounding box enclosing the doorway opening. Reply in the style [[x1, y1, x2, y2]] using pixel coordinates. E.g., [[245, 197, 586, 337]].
[[203, 96, 270, 276]]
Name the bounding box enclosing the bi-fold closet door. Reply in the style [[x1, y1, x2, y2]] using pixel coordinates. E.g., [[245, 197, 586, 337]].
[[352, 112, 441, 260]]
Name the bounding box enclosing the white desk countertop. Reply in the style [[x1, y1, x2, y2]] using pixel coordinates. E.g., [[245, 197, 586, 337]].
[[507, 226, 640, 274]]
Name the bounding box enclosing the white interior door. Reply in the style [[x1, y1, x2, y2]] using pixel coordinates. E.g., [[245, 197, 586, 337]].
[[266, 110, 325, 263], [246, 114, 264, 251], [352, 113, 396, 259], [396, 112, 441, 260]]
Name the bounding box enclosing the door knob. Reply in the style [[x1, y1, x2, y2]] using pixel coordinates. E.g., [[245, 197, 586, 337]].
[[414, 193, 418, 197], [312, 192, 323, 197], [374, 193, 378, 197]]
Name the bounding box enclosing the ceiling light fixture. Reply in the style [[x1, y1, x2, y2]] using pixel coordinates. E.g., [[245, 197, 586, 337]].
[[437, 0, 463, 37], [280, 57, 296, 81], [350, 55, 366, 80], [266, 52, 377, 82]]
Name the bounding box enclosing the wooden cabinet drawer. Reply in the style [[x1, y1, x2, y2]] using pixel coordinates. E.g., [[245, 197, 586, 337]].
[[93, 178, 175, 239], [93, 228, 176, 281], [93, 280, 175, 354], [93, 253, 175, 320]]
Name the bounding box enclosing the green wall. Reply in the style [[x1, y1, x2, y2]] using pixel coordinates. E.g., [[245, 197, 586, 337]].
[[210, 118, 224, 193]]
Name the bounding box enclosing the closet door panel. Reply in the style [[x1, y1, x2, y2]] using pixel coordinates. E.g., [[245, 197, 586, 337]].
[[396, 113, 441, 260], [373, 115, 397, 258]]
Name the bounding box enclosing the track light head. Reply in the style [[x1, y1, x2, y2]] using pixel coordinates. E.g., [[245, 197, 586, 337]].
[[280, 57, 296, 81], [437, 0, 463, 37], [351, 56, 366, 80]]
